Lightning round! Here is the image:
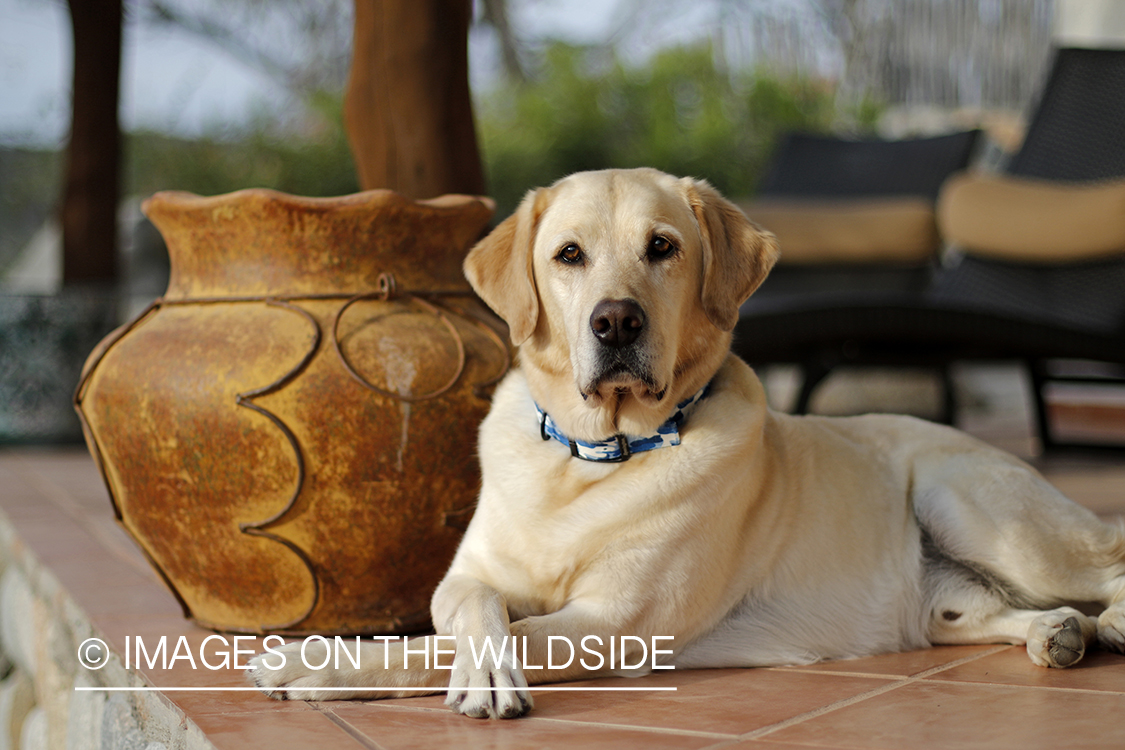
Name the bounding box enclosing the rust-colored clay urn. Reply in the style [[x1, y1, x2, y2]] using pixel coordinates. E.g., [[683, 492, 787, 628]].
[[75, 188, 507, 635]]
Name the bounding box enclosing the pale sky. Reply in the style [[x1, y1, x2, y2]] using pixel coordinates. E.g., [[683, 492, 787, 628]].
[[1, 0, 284, 144], [0, 0, 625, 147]]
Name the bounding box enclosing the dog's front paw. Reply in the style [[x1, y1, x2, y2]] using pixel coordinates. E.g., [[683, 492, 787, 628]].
[[1097, 604, 1125, 653], [1027, 609, 1091, 668], [445, 646, 533, 719], [247, 640, 353, 701]]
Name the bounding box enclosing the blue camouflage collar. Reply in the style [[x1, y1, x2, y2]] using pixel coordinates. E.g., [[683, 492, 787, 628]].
[[535, 383, 712, 462]]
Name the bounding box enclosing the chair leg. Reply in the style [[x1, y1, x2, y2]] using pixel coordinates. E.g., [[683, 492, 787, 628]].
[[1026, 359, 1056, 452], [794, 359, 834, 415], [939, 364, 958, 426]]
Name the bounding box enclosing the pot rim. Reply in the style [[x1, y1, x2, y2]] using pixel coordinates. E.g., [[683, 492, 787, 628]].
[[142, 187, 496, 216]]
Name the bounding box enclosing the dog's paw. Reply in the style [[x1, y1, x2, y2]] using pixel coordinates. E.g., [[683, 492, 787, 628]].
[[1097, 604, 1125, 653], [1027, 610, 1089, 668], [247, 640, 354, 701], [445, 646, 533, 719]]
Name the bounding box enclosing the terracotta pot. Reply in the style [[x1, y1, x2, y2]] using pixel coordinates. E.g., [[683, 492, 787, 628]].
[[75, 189, 507, 635]]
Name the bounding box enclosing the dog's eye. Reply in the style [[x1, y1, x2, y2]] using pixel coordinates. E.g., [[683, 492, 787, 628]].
[[557, 243, 585, 265], [648, 235, 677, 261]]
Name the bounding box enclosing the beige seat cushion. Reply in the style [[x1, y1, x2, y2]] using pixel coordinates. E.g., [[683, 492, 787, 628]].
[[739, 197, 939, 265], [937, 172, 1125, 262]]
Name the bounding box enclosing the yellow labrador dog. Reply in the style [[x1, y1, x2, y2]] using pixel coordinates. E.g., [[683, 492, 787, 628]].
[[250, 168, 1125, 719]]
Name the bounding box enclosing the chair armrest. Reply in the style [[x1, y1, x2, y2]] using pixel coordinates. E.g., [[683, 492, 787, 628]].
[[937, 172, 1125, 262]]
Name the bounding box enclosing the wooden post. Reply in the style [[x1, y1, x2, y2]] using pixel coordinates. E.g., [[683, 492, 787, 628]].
[[61, 0, 122, 285], [345, 0, 486, 199]]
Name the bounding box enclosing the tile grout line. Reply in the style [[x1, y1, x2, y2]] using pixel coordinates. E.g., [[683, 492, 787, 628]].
[[737, 676, 911, 743], [318, 706, 387, 750], [907, 645, 1012, 679], [737, 645, 1011, 741], [344, 701, 742, 741], [520, 714, 740, 741], [922, 677, 1125, 697], [907, 644, 1125, 696], [331, 701, 450, 718], [763, 667, 912, 681]]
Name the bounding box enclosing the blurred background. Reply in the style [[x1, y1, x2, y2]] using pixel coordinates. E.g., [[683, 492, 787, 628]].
[[5, 0, 1123, 451], [1, 0, 1055, 282]]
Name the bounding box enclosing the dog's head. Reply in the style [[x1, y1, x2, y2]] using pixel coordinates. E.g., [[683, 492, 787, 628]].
[[465, 168, 778, 441]]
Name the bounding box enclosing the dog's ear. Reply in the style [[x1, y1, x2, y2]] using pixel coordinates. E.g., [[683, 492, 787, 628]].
[[464, 188, 550, 345], [682, 178, 779, 331]]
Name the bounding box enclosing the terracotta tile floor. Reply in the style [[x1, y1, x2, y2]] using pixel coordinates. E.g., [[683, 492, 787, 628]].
[[1, 399, 1123, 749]]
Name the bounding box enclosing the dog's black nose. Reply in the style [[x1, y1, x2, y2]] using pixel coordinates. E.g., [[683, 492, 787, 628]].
[[590, 298, 645, 348]]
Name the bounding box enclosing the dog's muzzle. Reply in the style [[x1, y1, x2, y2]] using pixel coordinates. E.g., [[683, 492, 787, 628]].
[[583, 298, 664, 401]]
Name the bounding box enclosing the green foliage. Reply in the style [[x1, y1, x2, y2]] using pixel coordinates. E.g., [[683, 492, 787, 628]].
[[477, 43, 872, 218], [125, 94, 358, 199]]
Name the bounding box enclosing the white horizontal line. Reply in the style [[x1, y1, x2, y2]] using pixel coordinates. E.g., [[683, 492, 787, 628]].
[[74, 686, 677, 693]]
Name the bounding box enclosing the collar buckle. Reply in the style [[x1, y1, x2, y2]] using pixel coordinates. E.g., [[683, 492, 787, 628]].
[[570, 434, 631, 462], [612, 434, 631, 461]]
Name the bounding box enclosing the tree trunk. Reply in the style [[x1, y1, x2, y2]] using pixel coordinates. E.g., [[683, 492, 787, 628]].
[[61, 0, 122, 286], [345, 0, 485, 199]]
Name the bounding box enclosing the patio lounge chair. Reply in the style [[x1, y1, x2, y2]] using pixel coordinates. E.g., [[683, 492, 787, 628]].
[[733, 45, 1125, 450], [734, 130, 984, 424]]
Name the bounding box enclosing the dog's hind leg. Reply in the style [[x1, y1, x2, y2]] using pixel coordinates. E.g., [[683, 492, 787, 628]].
[[1083, 524, 1125, 656], [914, 454, 1125, 667], [924, 560, 1098, 668], [1097, 605, 1125, 653]]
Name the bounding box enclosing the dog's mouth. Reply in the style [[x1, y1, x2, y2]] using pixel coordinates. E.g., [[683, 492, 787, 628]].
[[580, 357, 666, 405]]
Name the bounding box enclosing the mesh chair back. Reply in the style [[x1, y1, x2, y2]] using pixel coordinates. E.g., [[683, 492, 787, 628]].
[[757, 131, 982, 201], [935, 47, 1125, 341], [1008, 47, 1125, 181]]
